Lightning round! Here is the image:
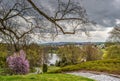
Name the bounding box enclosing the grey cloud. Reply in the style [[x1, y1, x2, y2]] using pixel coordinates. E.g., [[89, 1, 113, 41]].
[[82, 0, 120, 27], [33, 0, 120, 27], [3, 0, 120, 27]]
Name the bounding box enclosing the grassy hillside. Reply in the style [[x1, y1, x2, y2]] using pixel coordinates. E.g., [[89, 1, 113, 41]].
[[0, 73, 94, 81], [51, 59, 120, 74]]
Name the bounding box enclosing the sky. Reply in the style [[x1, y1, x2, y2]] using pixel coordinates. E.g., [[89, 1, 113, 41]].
[[33, 0, 120, 43], [1, 0, 119, 43]]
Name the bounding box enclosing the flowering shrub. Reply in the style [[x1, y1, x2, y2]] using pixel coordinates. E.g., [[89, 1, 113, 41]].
[[6, 50, 29, 75]]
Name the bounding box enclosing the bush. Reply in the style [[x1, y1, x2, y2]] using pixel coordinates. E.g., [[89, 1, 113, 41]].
[[6, 50, 29, 75], [105, 45, 120, 59], [0, 43, 8, 68], [42, 64, 48, 73]]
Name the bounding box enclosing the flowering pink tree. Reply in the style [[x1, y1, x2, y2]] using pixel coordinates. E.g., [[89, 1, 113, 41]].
[[7, 50, 29, 75]]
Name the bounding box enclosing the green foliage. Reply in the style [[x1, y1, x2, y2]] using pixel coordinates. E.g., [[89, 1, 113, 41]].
[[25, 43, 44, 69], [0, 68, 4, 75], [26, 43, 50, 70], [0, 43, 8, 68], [52, 59, 120, 74], [107, 26, 120, 43], [57, 44, 103, 66], [0, 73, 95, 81], [105, 45, 120, 59], [82, 44, 103, 61], [57, 45, 84, 66], [47, 66, 60, 73], [105, 42, 117, 47]]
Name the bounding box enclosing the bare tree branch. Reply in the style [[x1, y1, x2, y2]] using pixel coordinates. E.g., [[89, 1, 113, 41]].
[[26, 0, 88, 34]]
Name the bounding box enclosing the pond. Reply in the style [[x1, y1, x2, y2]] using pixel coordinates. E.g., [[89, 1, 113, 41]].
[[48, 53, 60, 65]]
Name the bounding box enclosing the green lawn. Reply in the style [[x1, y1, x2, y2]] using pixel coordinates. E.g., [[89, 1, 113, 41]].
[[47, 66, 60, 72], [0, 73, 94, 81], [51, 59, 120, 74]]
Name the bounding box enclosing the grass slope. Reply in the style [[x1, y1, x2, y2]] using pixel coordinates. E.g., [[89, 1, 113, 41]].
[[51, 59, 120, 74], [0, 74, 94, 81]]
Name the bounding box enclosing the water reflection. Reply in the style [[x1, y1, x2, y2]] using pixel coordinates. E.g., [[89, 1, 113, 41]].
[[48, 53, 60, 65]]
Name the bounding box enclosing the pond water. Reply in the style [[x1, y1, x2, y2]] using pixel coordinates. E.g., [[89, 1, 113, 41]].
[[48, 53, 60, 65]]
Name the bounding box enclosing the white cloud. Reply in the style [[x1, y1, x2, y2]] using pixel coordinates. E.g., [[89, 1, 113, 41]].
[[115, 19, 120, 24], [89, 27, 112, 42], [103, 19, 111, 25], [36, 26, 113, 43]]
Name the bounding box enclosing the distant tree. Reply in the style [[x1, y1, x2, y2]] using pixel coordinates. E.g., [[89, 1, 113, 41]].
[[107, 25, 120, 44], [105, 45, 120, 59], [105, 42, 116, 47], [82, 44, 103, 61], [57, 45, 83, 66], [57, 44, 103, 66], [25, 43, 43, 69], [25, 43, 50, 72]]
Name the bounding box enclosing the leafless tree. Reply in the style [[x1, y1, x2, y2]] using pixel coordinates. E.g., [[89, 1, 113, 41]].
[[0, 0, 42, 51], [26, 0, 90, 35], [0, 0, 95, 71], [82, 44, 103, 61], [0, 0, 91, 51], [107, 25, 120, 43]]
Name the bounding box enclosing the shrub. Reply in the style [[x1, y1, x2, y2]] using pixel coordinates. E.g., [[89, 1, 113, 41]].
[[6, 50, 29, 75], [42, 64, 48, 73], [0, 43, 7, 68], [105, 45, 120, 59]]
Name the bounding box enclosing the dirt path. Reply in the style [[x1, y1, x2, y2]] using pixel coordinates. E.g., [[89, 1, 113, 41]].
[[67, 71, 120, 81]]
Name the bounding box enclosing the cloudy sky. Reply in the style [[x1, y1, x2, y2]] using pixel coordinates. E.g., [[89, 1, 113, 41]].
[[2, 0, 119, 43], [6, 0, 120, 43], [35, 0, 120, 43]]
